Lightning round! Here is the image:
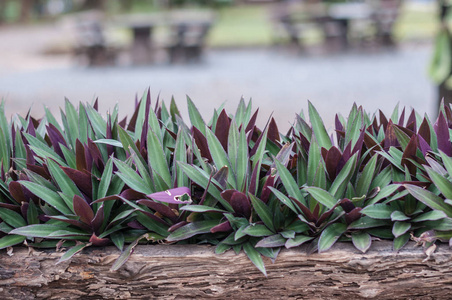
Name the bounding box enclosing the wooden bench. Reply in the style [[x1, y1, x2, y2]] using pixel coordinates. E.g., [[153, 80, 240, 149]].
[[167, 21, 212, 63], [73, 12, 118, 66]]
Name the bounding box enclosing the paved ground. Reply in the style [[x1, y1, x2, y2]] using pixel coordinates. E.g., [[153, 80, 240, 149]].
[[0, 21, 436, 132]]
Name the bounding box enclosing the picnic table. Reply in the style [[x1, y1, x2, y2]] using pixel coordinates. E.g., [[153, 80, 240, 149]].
[[113, 10, 215, 65], [273, 0, 402, 52]]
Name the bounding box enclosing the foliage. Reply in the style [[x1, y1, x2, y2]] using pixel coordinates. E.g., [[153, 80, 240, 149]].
[[0, 92, 452, 275]]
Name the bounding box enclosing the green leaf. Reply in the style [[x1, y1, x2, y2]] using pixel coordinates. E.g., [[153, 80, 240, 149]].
[[242, 224, 274, 237], [166, 219, 219, 242], [0, 235, 26, 250], [318, 223, 347, 253], [179, 205, 228, 213], [351, 232, 372, 253], [269, 187, 300, 214], [10, 224, 88, 238], [147, 128, 172, 188], [361, 204, 395, 220], [392, 221, 411, 238], [329, 154, 357, 199], [94, 139, 124, 148], [111, 233, 151, 271], [249, 193, 275, 232], [429, 27, 452, 84], [425, 167, 452, 200], [97, 158, 114, 199], [348, 216, 390, 229], [393, 232, 410, 251], [47, 158, 82, 198], [285, 235, 313, 249], [404, 184, 452, 218], [355, 155, 377, 197], [178, 162, 233, 212], [206, 128, 236, 187], [305, 187, 337, 209], [275, 159, 304, 204], [308, 101, 332, 150], [57, 242, 91, 264], [114, 158, 153, 195], [367, 184, 401, 205], [255, 234, 286, 248], [187, 96, 206, 135], [0, 208, 26, 228], [412, 210, 447, 222], [390, 211, 410, 222], [20, 181, 72, 215], [243, 241, 267, 276]]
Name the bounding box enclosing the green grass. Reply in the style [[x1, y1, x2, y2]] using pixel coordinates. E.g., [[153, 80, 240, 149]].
[[207, 5, 273, 47]]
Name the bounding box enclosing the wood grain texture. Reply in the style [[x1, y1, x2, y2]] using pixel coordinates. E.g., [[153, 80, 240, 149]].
[[0, 241, 451, 299]]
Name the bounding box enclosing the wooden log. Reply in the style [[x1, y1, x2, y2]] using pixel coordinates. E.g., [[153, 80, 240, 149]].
[[0, 241, 451, 299]]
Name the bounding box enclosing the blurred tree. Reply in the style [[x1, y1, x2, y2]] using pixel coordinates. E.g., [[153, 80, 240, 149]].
[[80, 0, 107, 10], [20, 0, 34, 22], [433, 0, 452, 107]]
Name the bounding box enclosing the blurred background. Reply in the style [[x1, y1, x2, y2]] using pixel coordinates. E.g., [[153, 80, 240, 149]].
[[0, 0, 449, 131]]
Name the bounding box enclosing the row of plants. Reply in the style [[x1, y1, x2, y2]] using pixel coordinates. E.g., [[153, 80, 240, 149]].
[[0, 92, 451, 275]]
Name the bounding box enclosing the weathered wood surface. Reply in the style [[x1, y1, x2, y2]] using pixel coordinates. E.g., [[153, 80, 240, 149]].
[[0, 241, 451, 299]]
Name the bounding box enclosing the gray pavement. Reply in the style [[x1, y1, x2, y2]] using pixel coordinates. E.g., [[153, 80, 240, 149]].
[[0, 23, 436, 132]]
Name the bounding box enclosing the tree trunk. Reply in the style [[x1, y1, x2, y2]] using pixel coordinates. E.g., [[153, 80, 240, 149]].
[[0, 241, 451, 299], [19, 0, 34, 23]]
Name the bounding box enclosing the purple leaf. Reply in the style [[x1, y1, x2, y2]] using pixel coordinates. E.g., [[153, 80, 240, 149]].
[[61, 167, 93, 201], [210, 221, 232, 233], [268, 118, 280, 144], [212, 166, 228, 190], [26, 119, 36, 137], [379, 110, 389, 132], [0, 203, 20, 213], [406, 110, 417, 132], [119, 116, 127, 128], [339, 198, 355, 213], [398, 107, 406, 126], [76, 139, 87, 171], [91, 205, 104, 234], [147, 187, 192, 204], [324, 146, 342, 181], [192, 126, 212, 162], [289, 197, 315, 222], [127, 99, 140, 132], [344, 207, 362, 225], [168, 221, 188, 232], [384, 121, 399, 149], [215, 109, 230, 151], [26, 164, 51, 180], [46, 124, 68, 158], [93, 98, 99, 111], [137, 199, 179, 223], [73, 195, 94, 225], [9, 181, 27, 203], [434, 113, 452, 156], [87, 139, 104, 172], [127, 220, 146, 230], [260, 175, 275, 204], [401, 135, 418, 176], [46, 215, 92, 232], [120, 189, 146, 200], [221, 190, 251, 218], [25, 144, 35, 165], [89, 233, 110, 246], [418, 118, 431, 144], [245, 108, 259, 133], [418, 135, 432, 157]]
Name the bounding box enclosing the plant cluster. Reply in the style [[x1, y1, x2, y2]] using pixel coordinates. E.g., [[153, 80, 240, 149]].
[[0, 92, 451, 275]]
